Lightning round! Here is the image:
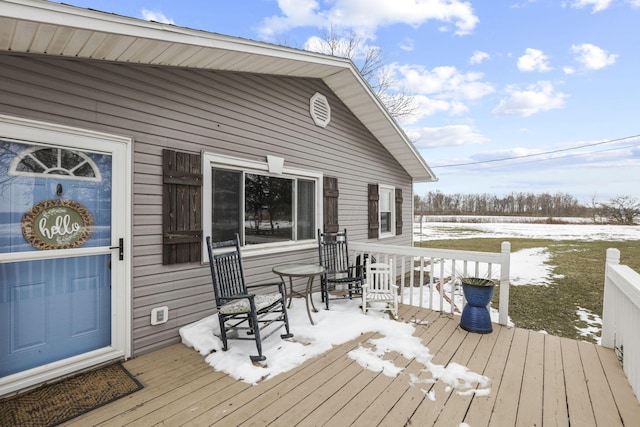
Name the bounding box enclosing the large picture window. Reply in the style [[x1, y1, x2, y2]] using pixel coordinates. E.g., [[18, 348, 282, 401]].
[[205, 153, 319, 248]]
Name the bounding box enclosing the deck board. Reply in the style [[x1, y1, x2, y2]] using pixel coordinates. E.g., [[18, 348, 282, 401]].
[[432, 325, 497, 426], [318, 307, 438, 427], [348, 310, 453, 426], [409, 326, 482, 425], [543, 334, 569, 427], [58, 306, 640, 427], [516, 330, 545, 426], [463, 325, 516, 426], [191, 332, 378, 426], [377, 313, 462, 426], [562, 337, 598, 426], [487, 326, 529, 426]]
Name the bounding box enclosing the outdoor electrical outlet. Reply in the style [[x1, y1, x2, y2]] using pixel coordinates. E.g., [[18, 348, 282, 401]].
[[151, 306, 169, 325]]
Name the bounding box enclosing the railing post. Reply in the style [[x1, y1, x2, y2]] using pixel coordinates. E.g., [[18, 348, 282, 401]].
[[499, 241, 511, 326], [601, 248, 620, 349]]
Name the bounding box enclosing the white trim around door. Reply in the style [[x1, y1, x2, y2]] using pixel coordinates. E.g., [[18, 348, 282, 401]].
[[0, 114, 132, 397]]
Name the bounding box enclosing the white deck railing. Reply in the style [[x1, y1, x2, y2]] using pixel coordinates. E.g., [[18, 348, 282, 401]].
[[601, 248, 640, 399], [349, 241, 511, 326]]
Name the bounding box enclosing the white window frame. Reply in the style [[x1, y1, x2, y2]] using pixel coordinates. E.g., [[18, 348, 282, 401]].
[[202, 152, 322, 258], [378, 184, 396, 239]]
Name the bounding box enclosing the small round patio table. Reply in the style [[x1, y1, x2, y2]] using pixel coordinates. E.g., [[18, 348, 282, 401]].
[[272, 263, 325, 325]]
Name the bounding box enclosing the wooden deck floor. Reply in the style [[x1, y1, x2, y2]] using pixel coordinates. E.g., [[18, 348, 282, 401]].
[[63, 305, 640, 426]]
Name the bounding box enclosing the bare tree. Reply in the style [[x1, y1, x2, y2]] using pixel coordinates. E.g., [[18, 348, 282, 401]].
[[590, 194, 604, 224], [599, 196, 640, 225], [305, 25, 417, 120]]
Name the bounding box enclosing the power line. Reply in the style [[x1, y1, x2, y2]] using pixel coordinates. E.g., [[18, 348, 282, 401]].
[[431, 134, 640, 169], [436, 142, 640, 176]]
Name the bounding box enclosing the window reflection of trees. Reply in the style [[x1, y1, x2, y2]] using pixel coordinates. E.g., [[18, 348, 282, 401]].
[[212, 169, 242, 242], [244, 174, 292, 244], [211, 166, 315, 246], [8, 145, 101, 181]]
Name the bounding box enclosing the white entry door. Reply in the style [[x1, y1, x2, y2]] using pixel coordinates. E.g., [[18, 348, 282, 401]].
[[0, 115, 131, 396]]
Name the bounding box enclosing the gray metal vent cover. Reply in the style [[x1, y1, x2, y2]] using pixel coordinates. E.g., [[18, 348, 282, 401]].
[[310, 92, 331, 128]]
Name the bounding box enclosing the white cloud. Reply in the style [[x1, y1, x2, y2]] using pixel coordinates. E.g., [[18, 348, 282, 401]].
[[259, 0, 479, 38], [571, 43, 617, 70], [517, 48, 552, 72], [510, 0, 538, 8], [568, 0, 612, 13], [400, 38, 415, 52], [393, 64, 495, 100], [492, 81, 568, 117], [563, 66, 576, 75], [470, 50, 490, 64], [407, 125, 489, 148], [399, 96, 463, 124], [390, 64, 494, 122], [629, 0, 640, 7], [413, 95, 459, 115], [141, 9, 175, 24], [259, 0, 324, 38]]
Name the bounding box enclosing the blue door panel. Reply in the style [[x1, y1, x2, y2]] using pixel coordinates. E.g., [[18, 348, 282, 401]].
[[0, 256, 111, 377], [71, 275, 101, 336], [11, 281, 47, 351]]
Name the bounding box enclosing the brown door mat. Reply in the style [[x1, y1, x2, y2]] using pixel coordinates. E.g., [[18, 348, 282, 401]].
[[0, 363, 143, 426]]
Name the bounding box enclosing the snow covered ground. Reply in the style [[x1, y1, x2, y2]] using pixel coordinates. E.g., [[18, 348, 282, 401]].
[[414, 220, 640, 242], [414, 220, 640, 343]]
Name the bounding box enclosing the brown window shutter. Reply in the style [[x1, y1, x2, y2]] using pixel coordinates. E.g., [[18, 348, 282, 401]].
[[323, 176, 339, 233], [368, 184, 379, 239], [162, 149, 203, 264], [395, 188, 403, 236]]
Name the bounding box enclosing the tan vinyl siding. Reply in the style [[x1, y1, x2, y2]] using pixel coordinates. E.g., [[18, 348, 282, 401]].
[[0, 53, 414, 355]]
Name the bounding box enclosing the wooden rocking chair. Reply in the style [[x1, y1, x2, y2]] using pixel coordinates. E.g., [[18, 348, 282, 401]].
[[317, 228, 364, 310], [362, 260, 398, 319], [206, 235, 293, 362]]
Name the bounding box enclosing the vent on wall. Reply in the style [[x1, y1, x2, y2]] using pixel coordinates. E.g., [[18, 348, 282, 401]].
[[309, 92, 331, 128]]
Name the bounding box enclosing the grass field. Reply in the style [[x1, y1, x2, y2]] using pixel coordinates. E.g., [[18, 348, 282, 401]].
[[417, 237, 640, 343]]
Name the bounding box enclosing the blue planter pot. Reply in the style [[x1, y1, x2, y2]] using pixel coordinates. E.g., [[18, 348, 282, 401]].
[[460, 280, 495, 334]]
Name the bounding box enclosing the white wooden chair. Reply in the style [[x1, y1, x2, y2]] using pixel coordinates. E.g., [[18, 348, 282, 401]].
[[362, 260, 398, 319]]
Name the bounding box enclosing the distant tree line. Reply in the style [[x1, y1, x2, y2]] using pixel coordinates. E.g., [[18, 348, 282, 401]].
[[414, 191, 640, 224], [414, 191, 588, 217]]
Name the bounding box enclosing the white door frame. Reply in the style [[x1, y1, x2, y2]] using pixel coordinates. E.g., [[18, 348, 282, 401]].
[[0, 114, 132, 396]]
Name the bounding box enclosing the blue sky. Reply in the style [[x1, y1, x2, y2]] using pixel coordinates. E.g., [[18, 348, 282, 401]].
[[53, 0, 640, 203]]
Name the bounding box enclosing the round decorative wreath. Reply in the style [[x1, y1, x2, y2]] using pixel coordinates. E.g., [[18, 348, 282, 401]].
[[21, 198, 94, 250]]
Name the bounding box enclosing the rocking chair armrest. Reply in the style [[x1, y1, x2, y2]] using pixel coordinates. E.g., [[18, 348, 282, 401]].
[[246, 281, 285, 290], [247, 281, 287, 299], [222, 294, 256, 301]]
